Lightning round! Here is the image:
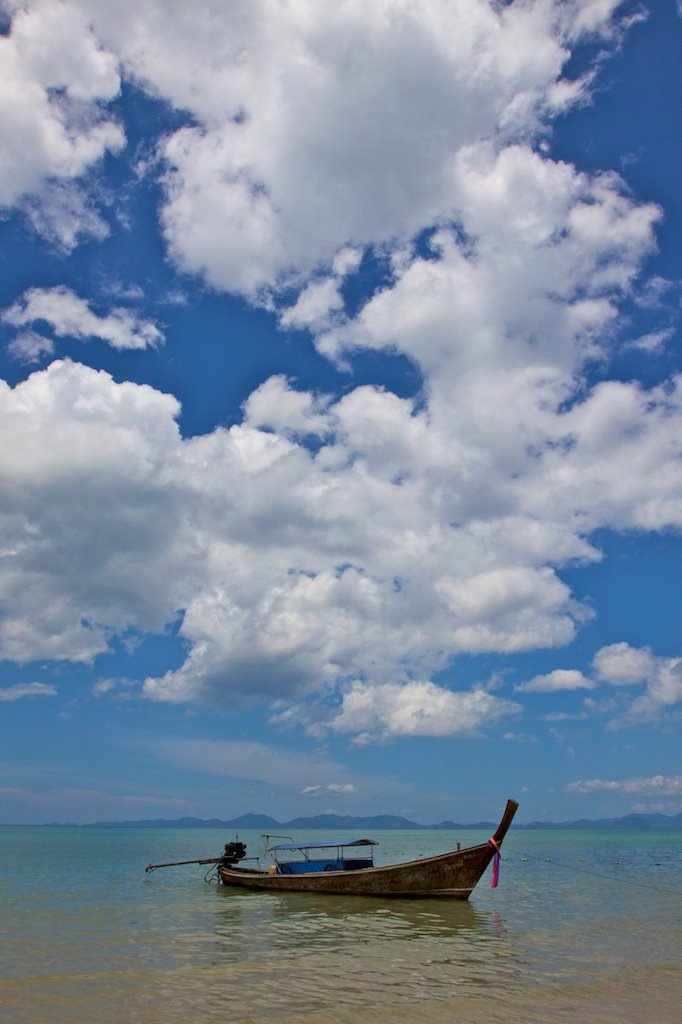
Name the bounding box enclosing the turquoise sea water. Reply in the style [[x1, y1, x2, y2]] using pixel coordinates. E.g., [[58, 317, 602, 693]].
[[1, 825, 681, 1023]]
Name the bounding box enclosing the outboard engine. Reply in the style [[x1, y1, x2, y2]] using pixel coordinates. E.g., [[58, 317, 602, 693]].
[[221, 840, 247, 865]]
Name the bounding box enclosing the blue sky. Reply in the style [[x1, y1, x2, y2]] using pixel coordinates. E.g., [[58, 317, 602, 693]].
[[1, 0, 681, 826]]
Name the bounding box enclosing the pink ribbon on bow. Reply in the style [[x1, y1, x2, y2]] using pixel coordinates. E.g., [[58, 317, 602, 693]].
[[487, 837, 501, 888]]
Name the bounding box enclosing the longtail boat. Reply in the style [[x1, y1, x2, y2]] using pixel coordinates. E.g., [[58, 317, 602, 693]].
[[145, 798, 518, 899], [215, 798, 517, 898]]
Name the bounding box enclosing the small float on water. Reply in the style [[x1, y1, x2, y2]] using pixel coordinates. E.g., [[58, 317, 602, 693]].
[[146, 797, 518, 899]]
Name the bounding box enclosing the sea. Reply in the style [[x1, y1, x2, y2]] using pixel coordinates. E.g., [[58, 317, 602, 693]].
[[1, 824, 681, 1024]]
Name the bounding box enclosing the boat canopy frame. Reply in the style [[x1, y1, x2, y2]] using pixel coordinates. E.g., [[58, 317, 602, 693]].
[[268, 838, 378, 853], [268, 838, 378, 866]]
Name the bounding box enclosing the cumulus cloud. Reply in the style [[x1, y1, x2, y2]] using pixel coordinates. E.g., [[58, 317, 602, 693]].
[[0, 0, 652, 297], [243, 375, 332, 438], [0, 682, 57, 702], [318, 144, 660, 371], [593, 642, 657, 686], [566, 775, 682, 797], [533, 643, 682, 729], [3, 0, 621, 294], [0, 2, 680, 745], [311, 150, 675, 548], [324, 680, 520, 744], [279, 278, 346, 333], [0, 338, 680, 738], [3, 287, 163, 351], [611, 655, 682, 729], [0, 360, 182, 663], [279, 248, 364, 332], [516, 669, 594, 693], [0, 1, 123, 236]]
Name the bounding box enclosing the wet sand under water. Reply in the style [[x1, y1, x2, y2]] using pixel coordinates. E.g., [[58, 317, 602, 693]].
[[2, 963, 680, 1024], [280, 969, 681, 1024]]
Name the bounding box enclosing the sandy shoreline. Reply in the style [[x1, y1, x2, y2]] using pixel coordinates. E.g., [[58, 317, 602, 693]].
[[260, 966, 682, 1024], [3, 963, 680, 1024]]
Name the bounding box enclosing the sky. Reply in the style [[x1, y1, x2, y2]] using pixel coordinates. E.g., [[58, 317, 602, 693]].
[[0, 0, 681, 827]]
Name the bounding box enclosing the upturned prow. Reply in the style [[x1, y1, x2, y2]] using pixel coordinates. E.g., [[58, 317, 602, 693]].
[[491, 798, 519, 847]]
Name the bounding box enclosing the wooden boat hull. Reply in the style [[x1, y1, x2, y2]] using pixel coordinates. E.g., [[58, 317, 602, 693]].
[[218, 798, 518, 899]]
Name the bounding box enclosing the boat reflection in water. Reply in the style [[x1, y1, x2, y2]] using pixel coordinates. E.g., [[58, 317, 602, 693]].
[[207, 883, 524, 1012]]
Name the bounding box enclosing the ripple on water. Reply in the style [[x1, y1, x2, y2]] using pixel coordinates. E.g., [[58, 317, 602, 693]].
[[1, 826, 681, 1023]]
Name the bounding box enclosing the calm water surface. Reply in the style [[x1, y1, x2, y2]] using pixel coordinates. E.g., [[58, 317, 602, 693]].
[[1, 825, 681, 1023]]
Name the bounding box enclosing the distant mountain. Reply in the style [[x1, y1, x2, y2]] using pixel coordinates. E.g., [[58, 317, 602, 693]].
[[56, 810, 682, 829], [87, 814, 281, 829], [225, 813, 281, 829], [524, 812, 682, 830], [87, 813, 423, 829], [430, 820, 496, 830], [284, 813, 420, 830]]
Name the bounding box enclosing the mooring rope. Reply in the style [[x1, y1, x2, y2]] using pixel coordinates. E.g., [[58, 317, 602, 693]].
[[512, 849, 682, 897]]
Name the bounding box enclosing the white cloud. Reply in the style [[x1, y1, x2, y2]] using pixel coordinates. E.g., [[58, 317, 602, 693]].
[[0, 360, 182, 663], [23, 181, 111, 251], [626, 328, 675, 354], [325, 680, 520, 744], [301, 782, 358, 797], [503, 732, 537, 743], [528, 643, 682, 729], [613, 656, 682, 729], [506, 641, 682, 729], [279, 248, 364, 331], [0, 1, 123, 234], [566, 775, 682, 797], [0, 343, 680, 739], [19, 0, 622, 296], [92, 679, 118, 697], [593, 642, 657, 686], [92, 677, 136, 698], [516, 669, 594, 693], [3, 287, 163, 351], [0, 2, 680, 745], [0, 1, 647, 293], [332, 248, 363, 278], [318, 144, 659, 373], [7, 331, 55, 364], [243, 375, 332, 438], [279, 278, 345, 332], [0, 682, 57, 702]]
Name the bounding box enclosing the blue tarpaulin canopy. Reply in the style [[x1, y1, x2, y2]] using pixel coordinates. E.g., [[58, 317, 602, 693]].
[[269, 838, 378, 852]]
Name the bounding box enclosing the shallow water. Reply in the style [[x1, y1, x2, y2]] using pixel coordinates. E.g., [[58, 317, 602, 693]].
[[1, 826, 681, 1023]]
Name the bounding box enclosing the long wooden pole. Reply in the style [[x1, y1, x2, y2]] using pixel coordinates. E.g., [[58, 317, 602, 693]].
[[145, 857, 222, 873]]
